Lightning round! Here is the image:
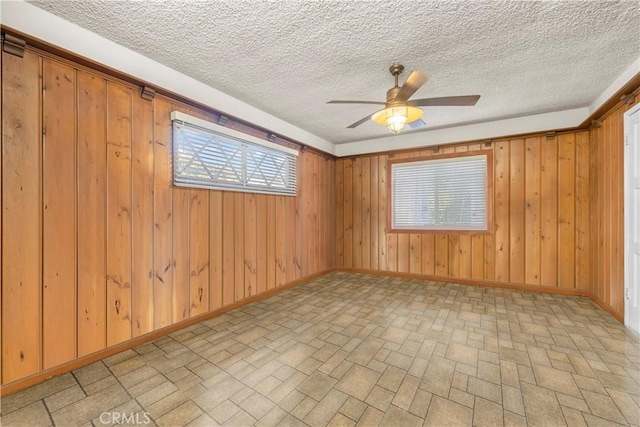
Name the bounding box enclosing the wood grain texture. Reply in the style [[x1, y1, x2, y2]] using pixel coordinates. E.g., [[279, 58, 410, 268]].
[[209, 191, 223, 309], [244, 193, 257, 297], [588, 100, 634, 317], [558, 133, 576, 289], [172, 188, 190, 323], [2, 51, 42, 382], [153, 98, 173, 329], [509, 139, 525, 284], [190, 189, 210, 316], [524, 137, 541, 285], [131, 93, 154, 337], [335, 133, 605, 297], [1, 50, 336, 388], [494, 141, 510, 282], [540, 136, 558, 287], [77, 71, 107, 354], [105, 82, 132, 347], [42, 60, 77, 369], [575, 132, 590, 290]]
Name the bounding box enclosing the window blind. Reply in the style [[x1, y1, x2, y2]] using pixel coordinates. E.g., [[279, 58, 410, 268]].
[[391, 154, 488, 231], [171, 112, 298, 196]]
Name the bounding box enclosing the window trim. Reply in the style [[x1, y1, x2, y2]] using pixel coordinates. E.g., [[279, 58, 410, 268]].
[[387, 150, 494, 234], [171, 111, 299, 196]]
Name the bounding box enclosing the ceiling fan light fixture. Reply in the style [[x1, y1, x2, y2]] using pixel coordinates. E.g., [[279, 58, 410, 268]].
[[371, 105, 423, 135]]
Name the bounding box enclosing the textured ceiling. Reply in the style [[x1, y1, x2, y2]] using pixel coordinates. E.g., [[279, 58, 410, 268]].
[[28, 0, 640, 144]]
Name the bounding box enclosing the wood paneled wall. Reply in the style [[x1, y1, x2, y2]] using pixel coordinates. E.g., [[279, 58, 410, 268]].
[[335, 133, 592, 290], [589, 96, 639, 316], [1, 50, 334, 385]]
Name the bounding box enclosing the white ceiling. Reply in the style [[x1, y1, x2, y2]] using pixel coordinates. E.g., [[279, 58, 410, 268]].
[[10, 1, 640, 151]]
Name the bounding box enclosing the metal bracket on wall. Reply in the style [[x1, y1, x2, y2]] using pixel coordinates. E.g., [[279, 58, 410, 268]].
[[620, 94, 635, 105], [140, 86, 155, 101], [484, 140, 493, 148], [217, 115, 229, 126], [546, 131, 556, 140], [591, 120, 603, 128], [2, 33, 26, 58], [267, 133, 276, 142]]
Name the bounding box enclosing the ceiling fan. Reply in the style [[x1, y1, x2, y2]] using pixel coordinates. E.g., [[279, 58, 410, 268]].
[[327, 64, 480, 135]]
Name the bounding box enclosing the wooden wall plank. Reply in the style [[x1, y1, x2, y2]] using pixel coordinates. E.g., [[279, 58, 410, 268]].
[[315, 155, 324, 272], [422, 235, 435, 276], [611, 109, 622, 310], [335, 159, 344, 267], [494, 141, 510, 282], [588, 128, 599, 299], [172, 187, 190, 322], [343, 159, 354, 268], [352, 157, 363, 268], [266, 195, 276, 290], [509, 139, 525, 284], [459, 235, 471, 278], [105, 82, 132, 347], [448, 236, 460, 277], [222, 192, 235, 305], [152, 98, 173, 329], [398, 233, 410, 273], [524, 137, 541, 285], [234, 193, 245, 297], [328, 157, 336, 268], [370, 157, 379, 269], [540, 136, 558, 287], [471, 235, 484, 280], [301, 152, 312, 276], [42, 60, 77, 368], [131, 94, 154, 337], [255, 194, 268, 295], [244, 193, 257, 297], [361, 157, 371, 269], [275, 195, 287, 286], [435, 235, 448, 276], [209, 191, 223, 309], [378, 155, 388, 270], [410, 234, 422, 274], [575, 131, 590, 290], [190, 189, 210, 316], [558, 133, 576, 289], [77, 71, 107, 353], [2, 51, 42, 382], [294, 169, 303, 280], [287, 191, 298, 281]]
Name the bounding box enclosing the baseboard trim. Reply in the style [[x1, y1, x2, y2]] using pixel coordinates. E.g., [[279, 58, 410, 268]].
[[0, 268, 337, 397], [588, 293, 624, 323]]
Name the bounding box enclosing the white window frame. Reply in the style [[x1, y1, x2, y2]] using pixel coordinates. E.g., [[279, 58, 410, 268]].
[[389, 151, 492, 233], [171, 111, 298, 196]]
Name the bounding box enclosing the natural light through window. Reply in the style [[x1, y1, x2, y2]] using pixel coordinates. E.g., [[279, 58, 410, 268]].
[[390, 153, 490, 231], [172, 112, 298, 196]]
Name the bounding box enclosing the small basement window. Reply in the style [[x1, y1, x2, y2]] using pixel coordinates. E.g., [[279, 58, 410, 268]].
[[389, 151, 492, 232], [172, 111, 298, 195]]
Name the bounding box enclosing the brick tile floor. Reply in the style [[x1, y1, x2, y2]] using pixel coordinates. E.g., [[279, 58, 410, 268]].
[[1, 272, 639, 426]]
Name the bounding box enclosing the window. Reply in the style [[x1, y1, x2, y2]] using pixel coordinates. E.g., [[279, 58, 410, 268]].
[[171, 111, 298, 195], [390, 152, 491, 232]]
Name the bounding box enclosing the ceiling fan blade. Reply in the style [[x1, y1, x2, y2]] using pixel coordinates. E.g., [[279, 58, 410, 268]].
[[408, 119, 426, 130], [395, 71, 429, 102], [347, 113, 374, 129], [409, 95, 480, 107], [327, 100, 386, 105]]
